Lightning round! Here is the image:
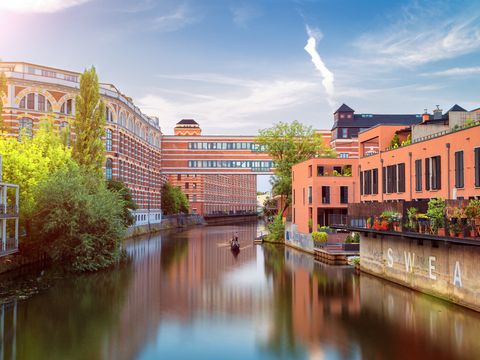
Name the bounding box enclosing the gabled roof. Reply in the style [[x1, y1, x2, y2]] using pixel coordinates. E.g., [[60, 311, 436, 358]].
[[333, 114, 421, 129], [446, 104, 467, 113], [334, 103, 355, 113], [176, 119, 199, 125]]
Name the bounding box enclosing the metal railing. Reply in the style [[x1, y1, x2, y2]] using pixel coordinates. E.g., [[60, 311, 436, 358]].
[[0, 237, 18, 256], [0, 204, 18, 217]]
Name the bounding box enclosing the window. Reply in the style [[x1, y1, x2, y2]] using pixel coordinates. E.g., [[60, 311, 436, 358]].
[[362, 170, 372, 195], [308, 165, 312, 177], [455, 151, 464, 188], [382, 167, 386, 194], [177, 174, 181, 181], [339, 153, 349, 158], [372, 168, 378, 194], [293, 189, 295, 205], [334, 166, 342, 174], [192, 183, 197, 189], [105, 129, 113, 151], [425, 158, 430, 191], [322, 186, 330, 204], [308, 186, 312, 204], [386, 165, 397, 193], [317, 166, 324, 176], [360, 171, 364, 195], [19, 118, 33, 139], [37, 94, 52, 112], [119, 112, 126, 127], [340, 128, 348, 138], [19, 93, 52, 112], [415, 160, 422, 191], [185, 182, 189, 189], [398, 163, 405, 193], [106, 158, 113, 180], [60, 99, 73, 114], [475, 148, 480, 187], [26, 93, 35, 109], [106, 107, 114, 122], [340, 186, 348, 204], [431, 156, 441, 190], [192, 195, 197, 202]]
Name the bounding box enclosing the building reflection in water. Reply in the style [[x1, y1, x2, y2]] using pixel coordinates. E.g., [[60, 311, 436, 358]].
[[2, 222, 480, 359]]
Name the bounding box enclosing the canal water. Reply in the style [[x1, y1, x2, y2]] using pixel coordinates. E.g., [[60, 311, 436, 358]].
[[1, 221, 480, 359]]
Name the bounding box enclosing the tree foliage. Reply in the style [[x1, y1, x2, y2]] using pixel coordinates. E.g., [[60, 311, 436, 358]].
[[0, 116, 76, 228], [161, 183, 189, 215], [33, 167, 126, 272], [256, 121, 335, 214], [107, 179, 137, 227], [73, 66, 106, 177]]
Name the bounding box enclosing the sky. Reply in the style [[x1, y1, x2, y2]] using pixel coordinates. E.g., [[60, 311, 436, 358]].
[[1, 0, 480, 137]]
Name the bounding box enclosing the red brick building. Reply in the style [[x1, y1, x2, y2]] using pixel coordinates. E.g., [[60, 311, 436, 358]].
[[0, 62, 164, 225]]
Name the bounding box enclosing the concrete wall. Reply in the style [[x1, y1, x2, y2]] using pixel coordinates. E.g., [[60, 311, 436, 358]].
[[285, 222, 314, 253], [126, 215, 205, 238], [360, 232, 480, 312]]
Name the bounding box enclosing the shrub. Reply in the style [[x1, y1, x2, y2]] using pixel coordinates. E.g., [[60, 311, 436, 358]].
[[312, 231, 328, 246], [32, 168, 127, 272], [161, 182, 189, 215], [107, 180, 137, 227], [407, 207, 418, 229], [427, 198, 446, 234], [266, 214, 285, 243]]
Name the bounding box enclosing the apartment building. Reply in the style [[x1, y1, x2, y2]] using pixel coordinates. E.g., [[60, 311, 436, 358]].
[[0, 62, 164, 224]]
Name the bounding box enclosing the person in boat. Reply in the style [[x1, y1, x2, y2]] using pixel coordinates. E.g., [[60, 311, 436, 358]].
[[231, 232, 239, 248]]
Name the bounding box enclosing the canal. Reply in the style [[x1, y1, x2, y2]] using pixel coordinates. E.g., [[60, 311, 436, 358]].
[[1, 221, 480, 359]]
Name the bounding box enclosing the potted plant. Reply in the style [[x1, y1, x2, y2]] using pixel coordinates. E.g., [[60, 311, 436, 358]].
[[380, 211, 396, 231], [366, 217, 373, 229], [427, 198, 446, 236], [406, 207, 418, 231], [465, 200, 480, 237], [312, 231, 328, 248], [417, 213, 429, 233]]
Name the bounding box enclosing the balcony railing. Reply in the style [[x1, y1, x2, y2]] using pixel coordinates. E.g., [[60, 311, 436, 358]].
[[0, 237, 18, 257], [0, 204, 19, 217]]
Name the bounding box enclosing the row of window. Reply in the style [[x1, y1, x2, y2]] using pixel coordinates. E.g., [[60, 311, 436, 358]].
[[27, 66, 79, 82], [295, 186, 349, 205], [361, 163, 407, 195], [310, 165, 351, 177], [414, 156, 441, 191], [187, 142, 266, 151], [188, 160, 273, 169]]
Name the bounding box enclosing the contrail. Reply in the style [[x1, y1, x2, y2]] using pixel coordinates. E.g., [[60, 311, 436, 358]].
[[304, 25, 335, 108]]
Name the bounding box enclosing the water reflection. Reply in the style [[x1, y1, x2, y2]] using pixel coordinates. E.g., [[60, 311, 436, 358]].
[[1, 222, 480, 359]]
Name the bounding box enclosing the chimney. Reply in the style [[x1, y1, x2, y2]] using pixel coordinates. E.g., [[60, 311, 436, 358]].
[[433, 105, 443, 120], [422, 109, 429, 123]]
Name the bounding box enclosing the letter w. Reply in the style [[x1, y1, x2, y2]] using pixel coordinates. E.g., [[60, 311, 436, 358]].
[[404, 252, 415, 273]]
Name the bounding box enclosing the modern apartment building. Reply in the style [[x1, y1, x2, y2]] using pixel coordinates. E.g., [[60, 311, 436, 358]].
[[358, 105, 480, 202], [0, 62, 164, 225]]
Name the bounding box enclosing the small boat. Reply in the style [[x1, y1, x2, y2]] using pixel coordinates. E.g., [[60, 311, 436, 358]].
[[230, 241, 240, 252]]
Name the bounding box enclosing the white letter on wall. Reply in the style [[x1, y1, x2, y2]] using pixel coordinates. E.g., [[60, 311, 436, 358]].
[[404, 252, 415, 273], [387, 248, 393, 268], [429, 256, 436, 280], [453, 261, 462, 288]]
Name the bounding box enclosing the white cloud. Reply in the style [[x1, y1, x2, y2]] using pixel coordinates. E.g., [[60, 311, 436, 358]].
[[353, 12, 480, 67], [304, 25, 335, 108], [138, 74, 320, 133], [425, 66, 480, 77], [0, 0, 92, 13], [149, 4, 198, 32]]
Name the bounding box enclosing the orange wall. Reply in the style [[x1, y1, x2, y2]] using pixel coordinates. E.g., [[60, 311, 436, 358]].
[[292, 158, 359, 233]]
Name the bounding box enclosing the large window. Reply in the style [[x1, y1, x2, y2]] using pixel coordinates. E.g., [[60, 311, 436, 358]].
[[398, 163, 405, 193], [106, 107, 114, 122], [455, 151, 464, 188], [431, 156, 441, 190], [322, 186, 330, 204], [60, 99, 73, 114], [372, 168, 378, 195], [340, 186, 348, 204], [105, 129, 113, 151], [308, 186, 312, 204], [188, 160, 273, 170], [386, 165, 397, 193], [106, 158, 113, 180], [19, 93, 52, 112], [415, 159, 422, 191], [317, 166, 324, 176]]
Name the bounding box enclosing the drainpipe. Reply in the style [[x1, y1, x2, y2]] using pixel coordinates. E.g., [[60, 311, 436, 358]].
[[408, 152, 412, 201], [380, 158, 384, 203], [446, 143, 451, 200]]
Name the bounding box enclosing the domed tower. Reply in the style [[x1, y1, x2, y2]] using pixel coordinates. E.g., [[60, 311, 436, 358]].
[[174, 119, 202, 136]]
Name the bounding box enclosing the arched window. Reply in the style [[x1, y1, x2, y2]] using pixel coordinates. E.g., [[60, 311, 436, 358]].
[[105, 106, 114, 122], [18, 117, 33, 139], [134, 122, 139, 135], [106, 158, 113, 180], [128, 117, 133, 131], [19, 93, 52, 112], [105, 129, 113, 151], [60, 99, 74, 114]]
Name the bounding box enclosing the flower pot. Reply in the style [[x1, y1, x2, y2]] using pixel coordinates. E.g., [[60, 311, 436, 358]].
[[438, 228, 446, 237], [471, 230, 477, 238]]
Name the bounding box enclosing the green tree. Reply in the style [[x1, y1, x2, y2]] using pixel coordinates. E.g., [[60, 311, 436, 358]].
[[33, 167, 126, 272], [0, 116, 76, 234], [73, 66, 106, 176], [0, 72, 6, 132], [256, 121, 335, 215], [107, 179, 137, 227], [390, 133, 401, 149], [161, 183, 189, 215]]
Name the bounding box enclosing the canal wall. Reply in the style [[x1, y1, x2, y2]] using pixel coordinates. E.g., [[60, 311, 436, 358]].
[[360, 232, 480, 312], [126, 214, 205, 238], [204, 214, 258, 226]]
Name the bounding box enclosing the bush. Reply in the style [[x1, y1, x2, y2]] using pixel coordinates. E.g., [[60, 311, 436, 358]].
[[312, 231, 328, 242], [266, 215, 284, 242], [33, 168, 127, 272], [107, 180, 137, 227], [161, 183, 189, 215]]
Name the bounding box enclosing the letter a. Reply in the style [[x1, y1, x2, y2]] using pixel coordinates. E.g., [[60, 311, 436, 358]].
[[453, 261, 462, 288]]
